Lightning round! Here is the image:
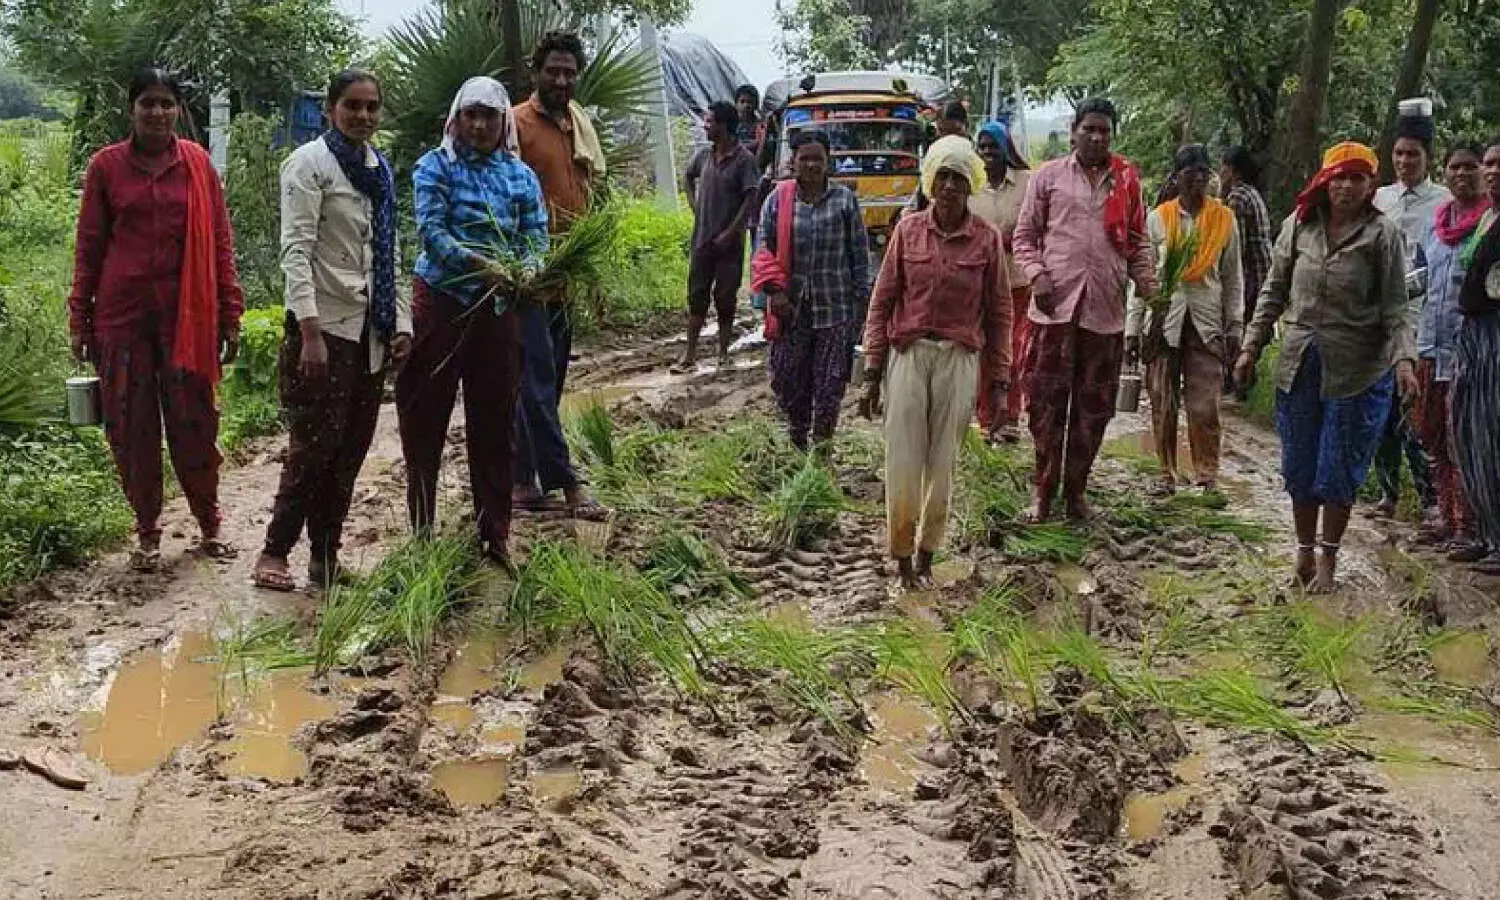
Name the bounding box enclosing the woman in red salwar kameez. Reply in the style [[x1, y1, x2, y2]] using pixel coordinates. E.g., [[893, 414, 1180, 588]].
[[68, 68, 244, 571]]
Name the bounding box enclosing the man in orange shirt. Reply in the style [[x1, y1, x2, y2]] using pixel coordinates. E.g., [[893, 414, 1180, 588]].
[[511, 31, 606, 519]]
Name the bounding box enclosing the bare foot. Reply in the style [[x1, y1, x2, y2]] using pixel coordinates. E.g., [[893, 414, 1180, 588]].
[[896, 556, 922, 591], [1065, 496, 1094, 524], [1019, 491, 1054, 524], [915, 550, 934, 579], [1309, 549, 1338, 594], [1294, 546, 1317, 588]]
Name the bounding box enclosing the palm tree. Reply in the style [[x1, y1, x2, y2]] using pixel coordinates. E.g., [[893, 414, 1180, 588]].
[[381, 0, 662, 171]]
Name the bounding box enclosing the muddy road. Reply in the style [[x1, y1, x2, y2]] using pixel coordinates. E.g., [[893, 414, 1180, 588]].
[[2, 323, 1499, 900]]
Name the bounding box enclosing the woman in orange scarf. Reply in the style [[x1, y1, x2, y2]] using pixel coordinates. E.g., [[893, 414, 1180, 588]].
[[1127, 145, 1243, 494], [68, 69, 244, 571]]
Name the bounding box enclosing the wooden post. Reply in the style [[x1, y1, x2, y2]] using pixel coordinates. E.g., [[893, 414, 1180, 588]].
[[498, 0, 528, 100]]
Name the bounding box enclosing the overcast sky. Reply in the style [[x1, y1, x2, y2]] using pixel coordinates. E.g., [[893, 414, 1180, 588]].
[[339, 0, 786, 89]]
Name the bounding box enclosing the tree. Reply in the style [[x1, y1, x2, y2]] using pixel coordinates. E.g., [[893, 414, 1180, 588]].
[[1376, 0, 1443, 178], [775, 0, 878, 71], [0, 66, 58, 119], [1270, 0, 1340, 211]]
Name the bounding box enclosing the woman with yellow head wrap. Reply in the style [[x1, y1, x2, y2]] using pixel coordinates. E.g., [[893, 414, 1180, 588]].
[[859, 134, 1011, 590], [1234, 142, 1419, 594]]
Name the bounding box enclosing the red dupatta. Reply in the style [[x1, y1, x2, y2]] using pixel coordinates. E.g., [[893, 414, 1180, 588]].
[[1102, 154, 1144, 258], [171, 141, 221, 385], [749, 179, 797, 341]]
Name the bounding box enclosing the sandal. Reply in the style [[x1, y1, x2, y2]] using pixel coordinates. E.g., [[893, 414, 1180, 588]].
[[514, 494, 567, 513], [192, 537, 238, 560], [1447, 542, 1490, 564], [252, 564, 298, 597], [1148, 476, 1177, 498], [23, 747, 88, 791], [307, 560, 349, 591], [1472, 553, 1500, 577], [128, 548, 161, 573], [568, 497, 611, 522]]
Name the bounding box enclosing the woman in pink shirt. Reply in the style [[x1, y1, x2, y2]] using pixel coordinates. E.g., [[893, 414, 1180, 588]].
[[860, 138, 1011, 589]]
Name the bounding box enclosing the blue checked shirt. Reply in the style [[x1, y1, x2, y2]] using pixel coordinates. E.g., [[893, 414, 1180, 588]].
[[413, 146, 549, 306], [756, 182, 871, 329]]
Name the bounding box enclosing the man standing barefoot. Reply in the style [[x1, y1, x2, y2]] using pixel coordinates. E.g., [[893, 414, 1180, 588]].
[[677, 101, 760, 373], [1013, 97, 1158, 522]]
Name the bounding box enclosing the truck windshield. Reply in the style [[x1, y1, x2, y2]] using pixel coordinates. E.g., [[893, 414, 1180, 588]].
[[783, 120, 925, 175]]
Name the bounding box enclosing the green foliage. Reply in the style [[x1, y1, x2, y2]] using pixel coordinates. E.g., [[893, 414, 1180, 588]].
[[642, 530, 752, 601], [763, 457, 845, 549], [776, 0, 878, 71], [0, 426, 132, 589], [0, 67, 61, 121], [866, 620, 967, 725], [1241, 341, 1280, 426], [372, 534, 483, 662], [954, 430, 1030, 545], [713, 612, 867, 743], [219, 306, 285, 455], [584, 194, 692, 333], [224, 114, 289, 311]]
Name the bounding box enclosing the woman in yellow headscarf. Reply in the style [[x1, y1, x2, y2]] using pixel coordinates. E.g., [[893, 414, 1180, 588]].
[[860, 137, 1011, 589], [1233, 142, 1418, 593], [1127, 145, 1243, 495]]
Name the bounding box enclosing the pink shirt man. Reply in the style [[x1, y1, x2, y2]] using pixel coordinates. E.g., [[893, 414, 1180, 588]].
[[1013, 153, 1158, 334]]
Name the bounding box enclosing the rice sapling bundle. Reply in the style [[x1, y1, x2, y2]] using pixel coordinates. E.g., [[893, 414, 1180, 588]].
[[1142, 225, 1200, 362], [441, 203, 620, 316]]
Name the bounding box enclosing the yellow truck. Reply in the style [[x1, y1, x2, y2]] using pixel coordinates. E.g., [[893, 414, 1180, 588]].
[[762, 71, 949, 252]]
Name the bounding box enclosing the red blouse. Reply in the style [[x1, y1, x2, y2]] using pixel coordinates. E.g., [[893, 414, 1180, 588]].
[[68, 138, 243, 343]]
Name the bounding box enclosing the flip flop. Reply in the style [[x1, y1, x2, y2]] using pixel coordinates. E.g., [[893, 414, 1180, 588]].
[[23, 747, 88, 790], [252, 563, 298, 593], [128, 548, 161, 573], [514, 495, 567, 513], [192, 538, 239, 560], [0, 748, 20, 770]]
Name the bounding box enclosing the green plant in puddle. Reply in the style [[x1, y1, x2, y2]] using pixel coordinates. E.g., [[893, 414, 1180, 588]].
[[515, 541, 710, 700], [313, 579, 386, 676], [1250, 603, 1366, 702], [373, 535, 483, 662], [210, 613, 314, 710], [865, 620, 969, 727], [763, 456, 845, 549]]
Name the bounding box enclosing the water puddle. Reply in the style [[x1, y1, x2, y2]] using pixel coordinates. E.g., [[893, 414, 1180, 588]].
[[218, 670, 336, 782], [518, 643, 571, 692], [861, 692, 938, 796], [437, 632, 506, 698], [1121, 754, 1206, 841], [480, 722, 527, 752], [767, 600, 813, 629], [1431, 632, 1490, 686], [79, 632, 340, 782], [78, 632, 220, 776], [1053, 562, 1097, 596], [532, 763, 583, 809], [431, 757, 510, 807], [1364, 712, 1500, 773], [431, 701, 478, 732]]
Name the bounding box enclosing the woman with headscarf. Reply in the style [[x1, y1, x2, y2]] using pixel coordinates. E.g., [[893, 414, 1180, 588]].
[[1234, 143, 1418, 593], [1128, 145, 1243, 494], [69, 68, 244, 572], [860, 138, 1011, 589], [253, 70, 411, 592], [970, 120, 1032, 442], [752, 130, 871, 451], [397, 76, 548, 568], [1452, 140, 1500, 575], [1410, 142, 1487, 562]]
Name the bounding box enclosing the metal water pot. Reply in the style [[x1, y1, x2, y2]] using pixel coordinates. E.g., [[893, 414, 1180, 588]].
[[66, 376, 102, 426], [1116, 366, 1143, 413]]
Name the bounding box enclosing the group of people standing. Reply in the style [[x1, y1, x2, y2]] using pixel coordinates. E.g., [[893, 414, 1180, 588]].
[[69, 33, 608, 589]]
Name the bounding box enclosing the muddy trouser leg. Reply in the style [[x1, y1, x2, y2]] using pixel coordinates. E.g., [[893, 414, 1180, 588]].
[[396, 279, 465, 537], [159, 353, 223, 538], [265, 320, 349, 557], [768, 318, 815, 445], [884, 344, 931, 559], [917, 342, 979, 554], [1181, 321, 1224, 485], [96, 326, 166, 543], [551, 302, 573, 396], [810, 321, 860, 442], [1025, 323, 1076, 503], [1061, 327, 1123, 500], [1453, 316, 1500, 548], [309, 339, 385, 563], [462, 307, 523, 554], [512, 301, 577, 494], [1146, 351, 1181, 479], [1007, 286, 1033, 424], [714, 242, 744, 341]]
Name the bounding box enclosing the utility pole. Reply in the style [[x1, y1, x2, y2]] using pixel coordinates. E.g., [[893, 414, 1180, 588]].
[[498, 0, 528, 100], [638, 17, 678, 209]]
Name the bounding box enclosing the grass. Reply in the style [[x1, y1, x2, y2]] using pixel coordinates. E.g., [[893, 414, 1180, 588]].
[[1168, 669, 1326, 742], [954, 430, 1031, 545], [642, 529, 752, 601], [313, 579, 387, 676], [865, 620, 969, 726], [951, 584, 1048, 713], [1003, 523, 1088, 563], [763, 456, 845, 549], [1248, 603, 1366, 701], [1241, 341, 1280, 425]]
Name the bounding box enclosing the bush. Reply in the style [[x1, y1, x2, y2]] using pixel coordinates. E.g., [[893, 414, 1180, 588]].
[[582, 194, 692, 334], [225, 114, 291, 310], [220, 306, 286, 455], [0, 426, 132, 589]]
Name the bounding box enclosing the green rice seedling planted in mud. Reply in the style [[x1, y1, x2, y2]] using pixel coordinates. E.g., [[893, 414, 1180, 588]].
[[954, 430, 1030, 545], [312, 579, 387, 676], [515, 541, 710, 700], [714, 614, 867, 743], [763, 457, 845, 549], [1168, 669, 1326, 743], [951, 583, 1049, 714], [1003, 523, 1088, 563], [643, 530, 752, 600], [1249, 603, 1367, 702], [865, 621, 970, 727], [566, 396, 615, 469]]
